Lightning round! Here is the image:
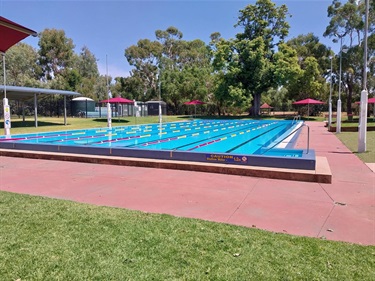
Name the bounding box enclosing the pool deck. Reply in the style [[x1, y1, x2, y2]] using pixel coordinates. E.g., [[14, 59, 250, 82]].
[[0, 121, 374, 245]]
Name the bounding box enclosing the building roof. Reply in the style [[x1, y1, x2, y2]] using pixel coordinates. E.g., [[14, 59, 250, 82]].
[[0, 16, 37, 53], [0, 85, 81, 101]]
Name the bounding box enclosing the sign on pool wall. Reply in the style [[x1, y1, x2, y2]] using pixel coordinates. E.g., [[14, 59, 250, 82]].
[[206, 154, 248, 164]]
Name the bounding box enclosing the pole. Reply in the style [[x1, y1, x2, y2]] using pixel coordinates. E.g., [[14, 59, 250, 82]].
[[358, 0, 369, 152], [328, 56, 333, 129], [2, 53, 11, 138], [337, 36, 343, 134], [106, 55, 111, 128], [158, 69, 162, 128]]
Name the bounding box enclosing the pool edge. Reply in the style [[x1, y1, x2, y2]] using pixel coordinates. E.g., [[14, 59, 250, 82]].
[[0, 149, 332, 184]]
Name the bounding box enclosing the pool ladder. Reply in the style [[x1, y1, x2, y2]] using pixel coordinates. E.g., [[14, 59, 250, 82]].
[[292, 115, 301, 124]]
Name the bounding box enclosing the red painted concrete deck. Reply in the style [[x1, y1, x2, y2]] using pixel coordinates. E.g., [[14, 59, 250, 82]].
[[0, 121, 374, 245]]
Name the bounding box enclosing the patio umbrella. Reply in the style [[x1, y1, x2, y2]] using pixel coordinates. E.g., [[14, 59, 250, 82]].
[[100, 97, 134, 121], [100, 97, 134, 104], [184, 100, 206, 118], [356, 97, 375, 118], [355, 97, 375, 104], [293, 98, 325, 119]]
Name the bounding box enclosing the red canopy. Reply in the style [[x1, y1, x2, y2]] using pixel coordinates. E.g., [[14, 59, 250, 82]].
[[184, 99, 206, 105], [355, 97, 375, 104], [293, 98, 325, 105], [0, 16, 37, 53], [100, 97, 134, 104]]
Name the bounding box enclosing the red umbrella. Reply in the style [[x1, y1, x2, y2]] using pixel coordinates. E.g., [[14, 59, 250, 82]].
[[100, 97, 134, 104], [100, 97, 134, 121], [293, 98, 325, 119], [355, 97, 375, 104], [293, 98, 325, 105], [184, 100, 206, 117]]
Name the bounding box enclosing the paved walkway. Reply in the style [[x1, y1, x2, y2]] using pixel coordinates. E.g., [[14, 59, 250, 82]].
[[0, 121, 374, 245]]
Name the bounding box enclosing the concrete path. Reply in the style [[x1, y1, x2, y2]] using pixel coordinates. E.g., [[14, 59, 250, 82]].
[[0, 121, 374, 245]]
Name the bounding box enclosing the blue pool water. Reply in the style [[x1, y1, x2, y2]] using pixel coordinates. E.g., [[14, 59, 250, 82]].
[[1, 119, 299, 154], [0, 119, 315, 169]]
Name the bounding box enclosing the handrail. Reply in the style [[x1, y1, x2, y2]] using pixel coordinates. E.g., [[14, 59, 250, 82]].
[[292, 115, 301, 124], [260, 121, 310, 155]]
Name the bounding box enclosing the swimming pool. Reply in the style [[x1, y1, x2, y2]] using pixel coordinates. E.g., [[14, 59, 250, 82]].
[[0, 119, 316, 170]]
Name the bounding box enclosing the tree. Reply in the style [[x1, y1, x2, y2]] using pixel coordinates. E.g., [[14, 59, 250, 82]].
[[286, 33, 332, 74], [124, 27, 212, 114], [74, 46, 100, 99], [0, 43, 41, 86], [38, 29, 75, 80], [76, 46, 99, 79], [210, 0, 291, 116], [324, 0, 374, 116]]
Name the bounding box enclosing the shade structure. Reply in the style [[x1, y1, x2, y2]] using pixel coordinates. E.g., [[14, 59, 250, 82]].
[[0, 16, 37, 53], [260, 103, 273, 109], [260, 103, 273, 115], [100, 97, 134, 104], [1, 16, 37, 137], [292, 98, 325, 105], [355, 97, 375, 119], [355, 97, 375, 104], [184, 100, 206, 117], [100, 97, 134, 121], [293, 98, 325, 119]]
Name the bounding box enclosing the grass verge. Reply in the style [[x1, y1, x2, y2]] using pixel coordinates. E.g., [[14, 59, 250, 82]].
[[0, 191, 374, 280], [336, 131, 375, 163]]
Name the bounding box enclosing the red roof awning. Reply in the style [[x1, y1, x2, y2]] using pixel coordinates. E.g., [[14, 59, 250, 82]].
[[260, 103, 273, 109], [0, 16, 37, 53]]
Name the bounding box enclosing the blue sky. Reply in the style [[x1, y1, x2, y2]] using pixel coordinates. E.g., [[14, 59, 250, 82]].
[[0, 0, 337, 78]]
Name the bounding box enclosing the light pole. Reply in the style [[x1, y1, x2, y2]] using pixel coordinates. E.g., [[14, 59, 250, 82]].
[[358, 0, 369, 152], [336, 34, 347, 134], [328, 55, 333, 129]]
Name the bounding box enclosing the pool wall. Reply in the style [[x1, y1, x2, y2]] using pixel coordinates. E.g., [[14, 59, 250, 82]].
[[0, 141, 316, 170]]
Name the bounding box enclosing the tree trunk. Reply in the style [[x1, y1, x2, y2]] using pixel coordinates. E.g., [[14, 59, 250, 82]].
[[249, 93, 261, 116]]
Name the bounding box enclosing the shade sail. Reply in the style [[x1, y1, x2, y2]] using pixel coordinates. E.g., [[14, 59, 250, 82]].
[[0, 16, 37, 53], [293, 98, 325, 105], [100, 97, 134, 104]]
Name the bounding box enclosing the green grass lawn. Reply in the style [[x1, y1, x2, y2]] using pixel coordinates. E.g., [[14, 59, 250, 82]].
[[0, 191, 374, 280], [336, 131, 375, 163], [1, 115, 187, 135]]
